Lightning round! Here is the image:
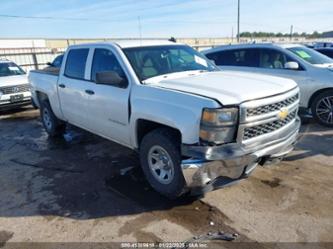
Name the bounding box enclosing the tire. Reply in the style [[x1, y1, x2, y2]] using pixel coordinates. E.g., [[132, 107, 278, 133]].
[[31, 98, 38, 109], [311, 90, 333, 127], [40, 100, 66, 137], [139, 128, 186, 199]]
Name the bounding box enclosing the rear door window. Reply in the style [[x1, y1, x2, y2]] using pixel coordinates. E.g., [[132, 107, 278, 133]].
[[64, 49, 89, 79], [206, 49, 259, 67]]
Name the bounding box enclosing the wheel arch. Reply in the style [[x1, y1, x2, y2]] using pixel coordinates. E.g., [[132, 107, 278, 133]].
[[35, 91, 49, 107], [308, 88, 333, 108], [135, 119, 182, 148]]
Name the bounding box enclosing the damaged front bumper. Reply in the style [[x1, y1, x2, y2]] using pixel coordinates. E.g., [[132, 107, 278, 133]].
[[181, 117, 301, 194]]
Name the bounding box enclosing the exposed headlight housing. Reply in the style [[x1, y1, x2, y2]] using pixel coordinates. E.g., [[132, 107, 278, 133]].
[[200, 107, 238, 144]]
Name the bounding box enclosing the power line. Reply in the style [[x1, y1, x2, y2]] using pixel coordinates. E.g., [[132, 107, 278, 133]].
[[0, 14, 120, 22], [0, 13, 237, 25], [237, 0, 240, 42]]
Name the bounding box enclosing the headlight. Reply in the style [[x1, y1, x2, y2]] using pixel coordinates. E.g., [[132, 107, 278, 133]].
[[200, 107, 238, 144], [201, 108, 238, 126]]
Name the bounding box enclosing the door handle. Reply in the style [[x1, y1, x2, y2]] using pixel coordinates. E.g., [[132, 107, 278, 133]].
[[59, 84, 66, 88], [85, 89, 95, 95]]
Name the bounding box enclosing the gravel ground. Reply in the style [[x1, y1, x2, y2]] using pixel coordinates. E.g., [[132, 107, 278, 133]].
[[0, 106, 332, 248]]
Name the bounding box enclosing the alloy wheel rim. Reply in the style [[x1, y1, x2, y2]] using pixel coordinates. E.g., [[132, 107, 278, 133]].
[[148, 145, 174, 184], [316, 96, 333, 125], [43, 109, 52, 131]]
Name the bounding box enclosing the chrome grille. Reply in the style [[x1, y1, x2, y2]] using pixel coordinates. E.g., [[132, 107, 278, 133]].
[[243, 110, 297, 140], [0, 84, 30, 94], [246, 93, 299, 117]]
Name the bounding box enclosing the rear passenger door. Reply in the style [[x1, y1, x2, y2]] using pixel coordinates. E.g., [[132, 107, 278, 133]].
[[58, 48, 91, 128], [205, 48, 260, 72]]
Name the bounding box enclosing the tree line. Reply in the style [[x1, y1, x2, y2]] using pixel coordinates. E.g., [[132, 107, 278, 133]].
[[239, 31, 329, 38]]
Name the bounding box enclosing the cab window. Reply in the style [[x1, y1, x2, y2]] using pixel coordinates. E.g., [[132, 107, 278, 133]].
[[64, 49, 89, 79], [91, 48, 127, 87]]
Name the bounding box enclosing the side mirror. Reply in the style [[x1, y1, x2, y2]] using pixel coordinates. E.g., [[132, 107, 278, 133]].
[[284, 61, 299, 70], [46, 62, 53, 66], [95, 71, 128, 87]]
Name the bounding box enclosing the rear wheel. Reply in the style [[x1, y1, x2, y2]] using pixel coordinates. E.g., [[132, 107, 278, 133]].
[[139, 128, 185, 199], [40, 100, 66, 137], [311, 90, 333, 127]]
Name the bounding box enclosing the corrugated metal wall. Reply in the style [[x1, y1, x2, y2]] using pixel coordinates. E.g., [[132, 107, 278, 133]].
[[0, 47, 65, 72]]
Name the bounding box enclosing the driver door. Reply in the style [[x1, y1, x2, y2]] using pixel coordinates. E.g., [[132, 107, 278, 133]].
[[84, 47, 131, 146]]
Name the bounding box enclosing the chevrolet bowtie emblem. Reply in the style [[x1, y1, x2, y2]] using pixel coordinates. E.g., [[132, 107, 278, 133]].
[[278, 108, 289, 120]]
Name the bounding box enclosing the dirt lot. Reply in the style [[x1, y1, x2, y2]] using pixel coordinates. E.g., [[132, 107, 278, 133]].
[[0, 106, 332, 247]]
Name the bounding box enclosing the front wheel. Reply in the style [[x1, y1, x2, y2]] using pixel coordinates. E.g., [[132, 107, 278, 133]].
[[139, 128, 186, 199], [311, 90, 333, 127]]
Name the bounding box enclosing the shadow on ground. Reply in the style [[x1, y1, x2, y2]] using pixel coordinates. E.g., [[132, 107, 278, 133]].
[[1, 109, 245, 241], [1, 109, 222, 226], [285, 119, 333, 161], [0, 108, 331, 243]]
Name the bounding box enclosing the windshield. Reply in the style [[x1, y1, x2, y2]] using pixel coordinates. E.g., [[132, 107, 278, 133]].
[[123, 45, 219, 81], [0, 62, 25, 77], [288, 46, 333, 65]]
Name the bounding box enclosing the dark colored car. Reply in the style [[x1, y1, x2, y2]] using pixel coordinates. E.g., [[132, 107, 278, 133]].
[[44, 54, 64, 74], [315, 48, 333, 59]]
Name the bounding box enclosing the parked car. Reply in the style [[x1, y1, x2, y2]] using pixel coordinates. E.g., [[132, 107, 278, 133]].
[[314, 42, 333, 49], [0, 59, 31, 111], [44, 54, 64, 74], [315, 48, 333, 59], [29, 41, 300, 198], [203, 43, 333, 127]]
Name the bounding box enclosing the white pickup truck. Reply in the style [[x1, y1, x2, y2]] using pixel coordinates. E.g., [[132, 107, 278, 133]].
[[29, 40, 300, 198]]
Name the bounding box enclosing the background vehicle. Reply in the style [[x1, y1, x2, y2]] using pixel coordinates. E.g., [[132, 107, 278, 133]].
[[0, 59, 31, 111], [44, 54, 64, 74], [315, 48, 333, 59], [313, 42, 333, 49], [203, 44, 333, 127], [29, 41, 300, 198]]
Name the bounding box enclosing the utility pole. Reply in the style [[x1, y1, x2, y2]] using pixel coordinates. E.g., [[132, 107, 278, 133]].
[[237, 0, 240, 43], [138, 16, 142, 43], [290, 25, 293, 41]]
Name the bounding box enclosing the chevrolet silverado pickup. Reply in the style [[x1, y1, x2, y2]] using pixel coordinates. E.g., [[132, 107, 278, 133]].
[[29, 41, 300, 198]]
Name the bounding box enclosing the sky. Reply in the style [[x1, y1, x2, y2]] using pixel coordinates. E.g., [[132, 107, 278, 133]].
[[0, 0, 332, 38]]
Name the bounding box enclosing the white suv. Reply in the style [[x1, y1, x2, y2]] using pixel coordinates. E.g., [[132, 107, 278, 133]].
[[0, 59, 31, 111], [203, 44, 333, 127]]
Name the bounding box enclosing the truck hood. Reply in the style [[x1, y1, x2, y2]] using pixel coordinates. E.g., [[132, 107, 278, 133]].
[[0, 75, 28, 87], [144, 71, 297, 105]]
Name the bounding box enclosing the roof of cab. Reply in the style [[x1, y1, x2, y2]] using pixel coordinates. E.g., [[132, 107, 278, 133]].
[[68, 40, 181, 50], [115, 40, 180, 48]]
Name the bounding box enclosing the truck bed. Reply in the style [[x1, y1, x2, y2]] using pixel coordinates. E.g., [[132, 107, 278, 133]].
[[28, 68, 60, 111], [31, 67, 60, 76]]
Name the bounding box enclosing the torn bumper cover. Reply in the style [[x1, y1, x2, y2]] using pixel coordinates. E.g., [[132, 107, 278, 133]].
[[181, 117, 301, 192]]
